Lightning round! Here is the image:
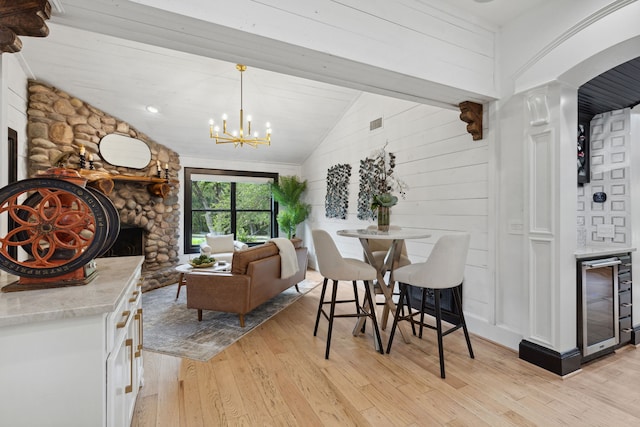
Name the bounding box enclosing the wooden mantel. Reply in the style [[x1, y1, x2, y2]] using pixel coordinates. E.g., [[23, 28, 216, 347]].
[[78, 169, 178, 198], [0, 0, 51, 54]]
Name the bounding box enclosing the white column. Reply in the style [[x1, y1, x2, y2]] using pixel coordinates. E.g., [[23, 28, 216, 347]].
[[519, 81, 580, 374]]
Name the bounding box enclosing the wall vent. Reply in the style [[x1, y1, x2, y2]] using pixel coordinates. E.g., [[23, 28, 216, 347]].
[[370, 117, 383, 131]]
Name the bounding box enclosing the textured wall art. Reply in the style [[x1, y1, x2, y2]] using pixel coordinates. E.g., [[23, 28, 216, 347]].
[[325, 164, 351, 219], [357, 157, 377, 221]]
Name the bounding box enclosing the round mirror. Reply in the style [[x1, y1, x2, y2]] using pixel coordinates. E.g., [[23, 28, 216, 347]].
[[99, 134, 152, 169]]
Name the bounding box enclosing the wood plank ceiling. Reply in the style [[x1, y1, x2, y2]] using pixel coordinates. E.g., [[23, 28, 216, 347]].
[[578, 56, 640, 124]]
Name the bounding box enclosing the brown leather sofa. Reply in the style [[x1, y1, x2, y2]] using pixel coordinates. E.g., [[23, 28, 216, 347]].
[[185, 239, 308, 326]]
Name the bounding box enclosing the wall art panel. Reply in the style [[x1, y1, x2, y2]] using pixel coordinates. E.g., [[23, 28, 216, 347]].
[[325, 163, 351, 219]]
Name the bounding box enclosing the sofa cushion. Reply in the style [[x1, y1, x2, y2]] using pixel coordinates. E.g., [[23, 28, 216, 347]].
[[231, 242, 279, 275], [206, 234, 235, 253]]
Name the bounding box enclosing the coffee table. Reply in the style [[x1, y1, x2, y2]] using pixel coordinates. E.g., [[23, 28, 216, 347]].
[[175, 262, 230, 299]]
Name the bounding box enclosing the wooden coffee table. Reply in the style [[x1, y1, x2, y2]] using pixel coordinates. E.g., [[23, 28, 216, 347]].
[[174, 262, 230, 299]]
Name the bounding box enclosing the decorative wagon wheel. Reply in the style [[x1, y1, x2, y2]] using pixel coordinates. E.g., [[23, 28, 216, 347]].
[[86, 186, 120, 257], [0, 178, 112, 278]]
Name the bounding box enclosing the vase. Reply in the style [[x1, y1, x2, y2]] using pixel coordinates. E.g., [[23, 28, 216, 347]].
[[377, 206, 390, 232]]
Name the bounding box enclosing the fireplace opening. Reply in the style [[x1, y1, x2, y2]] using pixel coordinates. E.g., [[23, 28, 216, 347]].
[[100, 226, 144, 258]]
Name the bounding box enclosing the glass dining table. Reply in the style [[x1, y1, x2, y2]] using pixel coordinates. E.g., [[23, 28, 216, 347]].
[[336, 228, 431, 347]]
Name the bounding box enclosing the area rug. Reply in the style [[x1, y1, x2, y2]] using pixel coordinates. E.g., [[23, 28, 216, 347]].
[[142, 279, 319, 361]]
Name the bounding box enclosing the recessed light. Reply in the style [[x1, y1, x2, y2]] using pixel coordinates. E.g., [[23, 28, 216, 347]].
[[146, 105, 159, 113]]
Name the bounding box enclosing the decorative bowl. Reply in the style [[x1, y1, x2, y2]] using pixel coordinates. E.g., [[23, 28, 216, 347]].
[[190, 261, 214, 268]]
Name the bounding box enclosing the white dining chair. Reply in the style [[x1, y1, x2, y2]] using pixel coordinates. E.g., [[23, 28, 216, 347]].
[[312, 229, 384, 359], [385, 233, 474, 378]]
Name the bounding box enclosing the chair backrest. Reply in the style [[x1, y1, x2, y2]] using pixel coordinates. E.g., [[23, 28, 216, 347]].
[[365, 225, 408, 255], [311, 229, 344, 277], [418, 233, 470, 289]]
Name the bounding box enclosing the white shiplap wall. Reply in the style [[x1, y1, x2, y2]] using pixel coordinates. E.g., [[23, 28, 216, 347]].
[[300, 92, 490, 325]]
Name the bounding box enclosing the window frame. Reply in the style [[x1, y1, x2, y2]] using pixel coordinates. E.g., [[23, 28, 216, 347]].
[[184, 167, 278, 254]]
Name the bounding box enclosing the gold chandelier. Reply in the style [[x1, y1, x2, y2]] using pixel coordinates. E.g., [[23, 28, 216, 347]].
[[209, 64, 272, 148]]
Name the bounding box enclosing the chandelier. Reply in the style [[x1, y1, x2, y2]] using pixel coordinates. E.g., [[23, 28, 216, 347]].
[[209, 64, 272, 148]]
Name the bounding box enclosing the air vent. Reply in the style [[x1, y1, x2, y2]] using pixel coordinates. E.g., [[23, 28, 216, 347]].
[[370, 117, 383, 131]]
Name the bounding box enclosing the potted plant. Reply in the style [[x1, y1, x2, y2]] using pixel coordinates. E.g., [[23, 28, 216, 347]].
[[270, 175, 311, 239]]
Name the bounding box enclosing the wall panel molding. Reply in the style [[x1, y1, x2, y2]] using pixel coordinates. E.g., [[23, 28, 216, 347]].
[[529, 238, 554, 346], [529, 129, 554, 234]]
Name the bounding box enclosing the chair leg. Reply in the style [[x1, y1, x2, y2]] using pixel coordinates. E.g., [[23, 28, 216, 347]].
[[434, 289, 446, 378], [314, 278, 329, 336], [295, 284, 300, 292], [325, 279, 339, 359], [419, 288, 427, 339], [453, 285, 474, 359], [386, 283, 408, 354], [363, 280, 384, 354]]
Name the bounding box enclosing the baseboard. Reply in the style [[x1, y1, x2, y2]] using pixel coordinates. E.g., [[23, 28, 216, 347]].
[[632, 325, 640, 345], [465, 315, 523, 350], [518, 339, 582, 376]]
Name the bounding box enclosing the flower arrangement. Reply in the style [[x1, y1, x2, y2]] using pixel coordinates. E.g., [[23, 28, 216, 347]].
[[356, 143, 408, 221], [367, 145, 407, 210]]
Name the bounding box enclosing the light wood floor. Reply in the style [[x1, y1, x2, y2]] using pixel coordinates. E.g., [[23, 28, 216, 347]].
[[132, 270, 640, 426]]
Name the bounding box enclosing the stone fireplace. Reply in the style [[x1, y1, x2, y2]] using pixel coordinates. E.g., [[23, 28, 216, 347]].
[[26, 80, 181, 291]]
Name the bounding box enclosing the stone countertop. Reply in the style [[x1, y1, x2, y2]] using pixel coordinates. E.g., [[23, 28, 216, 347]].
[[574, 246, 636, 260], [0, 256, 144, 328]]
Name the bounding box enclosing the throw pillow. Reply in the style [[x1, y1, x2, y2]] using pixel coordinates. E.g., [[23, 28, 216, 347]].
[[206, 234, 235, 254]]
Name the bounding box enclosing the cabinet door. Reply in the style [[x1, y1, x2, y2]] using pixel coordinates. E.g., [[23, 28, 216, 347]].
[[107, 322, 135, 427]]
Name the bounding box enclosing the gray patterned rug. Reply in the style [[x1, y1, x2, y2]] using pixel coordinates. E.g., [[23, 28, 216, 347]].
[[142, 279, 320, 361]]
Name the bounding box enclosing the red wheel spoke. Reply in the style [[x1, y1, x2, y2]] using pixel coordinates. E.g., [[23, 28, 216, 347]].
[[3, 227, 40, 246]]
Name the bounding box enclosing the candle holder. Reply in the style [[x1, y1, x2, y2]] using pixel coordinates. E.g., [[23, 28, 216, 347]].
[[89, 158, 94, 170], [164, 168, 169, 180], [79, 154, 86, 170], [156, 169, 161, 178]]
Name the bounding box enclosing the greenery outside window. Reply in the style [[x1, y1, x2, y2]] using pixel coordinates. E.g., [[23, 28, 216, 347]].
[[185, 168, 278, 254]]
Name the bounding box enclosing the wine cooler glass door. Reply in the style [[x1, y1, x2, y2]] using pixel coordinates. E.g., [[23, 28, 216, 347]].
[[581, 257, 620, 357]]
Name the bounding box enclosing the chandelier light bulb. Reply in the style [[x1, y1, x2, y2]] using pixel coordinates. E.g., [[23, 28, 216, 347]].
[[232, 130, 238, 137], [247, 115, 252, 122], [208, 118, 214, 125], [253, 131, 259, 137], [214, 126, 220, 133], [222, 113, 228, 121]]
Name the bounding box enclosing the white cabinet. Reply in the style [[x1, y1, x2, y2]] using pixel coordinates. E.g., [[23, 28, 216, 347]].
[[107, 273, 143, 427], [0, 256, 144, 427]]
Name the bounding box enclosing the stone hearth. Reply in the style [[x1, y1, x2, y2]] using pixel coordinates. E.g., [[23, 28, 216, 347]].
[[26, 80, 181, 291]]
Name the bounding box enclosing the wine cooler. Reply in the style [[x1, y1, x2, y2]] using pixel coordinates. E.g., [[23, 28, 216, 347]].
[[578, 257, 621, 360]]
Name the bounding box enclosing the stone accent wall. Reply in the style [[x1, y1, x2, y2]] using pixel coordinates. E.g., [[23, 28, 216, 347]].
[[26, 80, 180, 291]]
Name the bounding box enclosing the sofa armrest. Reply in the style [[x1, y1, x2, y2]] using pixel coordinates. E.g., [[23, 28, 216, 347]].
[[185, 272, 251, 313], [234, 240, 248, 251], [200, 242, 212, 255]]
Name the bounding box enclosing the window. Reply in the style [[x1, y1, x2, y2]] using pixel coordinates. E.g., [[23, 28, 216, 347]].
[[184, 167, 278, 253]]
